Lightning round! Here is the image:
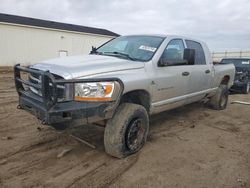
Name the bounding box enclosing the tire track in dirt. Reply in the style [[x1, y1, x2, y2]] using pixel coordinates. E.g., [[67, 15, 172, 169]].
[[0, 133, 95, 187], [0, 132, 58, 160], [1, 131, 138, 188], [67, 154, 139, 188]]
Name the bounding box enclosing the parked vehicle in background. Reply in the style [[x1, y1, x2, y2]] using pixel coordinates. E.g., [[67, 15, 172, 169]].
[[14, 35, 235, 158], [220, 58, 250, 94]]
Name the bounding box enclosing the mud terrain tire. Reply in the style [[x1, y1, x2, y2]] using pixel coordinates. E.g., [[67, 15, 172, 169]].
[[104, 103, 149, 158]]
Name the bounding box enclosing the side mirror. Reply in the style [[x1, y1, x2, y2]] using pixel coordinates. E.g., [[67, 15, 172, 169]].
[[158, 58, 168, 67], [184, 48, 195, 65], [90, 46, 97, 54]]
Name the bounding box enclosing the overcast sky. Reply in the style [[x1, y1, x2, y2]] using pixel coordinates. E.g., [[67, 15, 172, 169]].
[[0, 0, 250, 51]]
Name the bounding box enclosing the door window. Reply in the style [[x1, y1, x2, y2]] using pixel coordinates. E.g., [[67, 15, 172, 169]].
[[185, 40, 206, 65], [159, 39, 185, 65]]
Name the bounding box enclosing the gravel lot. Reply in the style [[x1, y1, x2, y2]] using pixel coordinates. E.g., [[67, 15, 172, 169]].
[[0, 69, 249, 188]]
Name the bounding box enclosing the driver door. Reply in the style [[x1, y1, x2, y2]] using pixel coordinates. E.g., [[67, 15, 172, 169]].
[[152, 39, 192, 113]]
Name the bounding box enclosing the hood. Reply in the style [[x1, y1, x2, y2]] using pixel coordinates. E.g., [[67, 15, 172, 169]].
[[31, 55, 145, 79]]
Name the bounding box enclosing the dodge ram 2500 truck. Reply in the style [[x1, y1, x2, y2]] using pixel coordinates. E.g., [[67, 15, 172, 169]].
[[14, 35, 235, 158]]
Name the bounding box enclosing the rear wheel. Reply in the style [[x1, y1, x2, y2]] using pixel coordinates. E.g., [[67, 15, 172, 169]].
[[104, 103, 149, 158], [208, 85, 229, 110]]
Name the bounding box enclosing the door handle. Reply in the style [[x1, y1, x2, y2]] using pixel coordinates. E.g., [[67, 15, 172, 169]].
[[182, 71, 190, 76], [205, 70, 210, 74]]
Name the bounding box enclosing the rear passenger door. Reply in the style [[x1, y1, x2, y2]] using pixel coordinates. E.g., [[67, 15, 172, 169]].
[[184, 40, 212, 103]]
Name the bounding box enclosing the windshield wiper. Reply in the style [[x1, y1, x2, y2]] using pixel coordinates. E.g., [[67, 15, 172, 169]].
[[102, 51, 137, 61]]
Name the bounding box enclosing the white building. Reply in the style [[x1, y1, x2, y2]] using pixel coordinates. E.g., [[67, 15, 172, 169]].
[[0, 13, 119, 66]]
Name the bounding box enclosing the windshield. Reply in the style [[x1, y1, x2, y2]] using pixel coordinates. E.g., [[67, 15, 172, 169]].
[[95, 36, 165, 62], [221, 59, 250, 68]]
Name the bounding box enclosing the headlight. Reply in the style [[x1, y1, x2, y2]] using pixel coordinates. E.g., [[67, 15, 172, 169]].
[[74, 81, 121, 101]]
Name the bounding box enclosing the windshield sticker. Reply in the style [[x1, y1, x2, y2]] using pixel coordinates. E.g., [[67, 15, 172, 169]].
[[242, 61, 250, 65], [139, 45, 157, 52]]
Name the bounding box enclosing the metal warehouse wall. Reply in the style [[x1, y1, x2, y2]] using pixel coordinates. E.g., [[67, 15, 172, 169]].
[[0, 23, 114, 66]]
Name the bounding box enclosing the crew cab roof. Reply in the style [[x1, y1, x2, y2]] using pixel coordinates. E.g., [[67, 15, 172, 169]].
[[123, 34, 206, 45]]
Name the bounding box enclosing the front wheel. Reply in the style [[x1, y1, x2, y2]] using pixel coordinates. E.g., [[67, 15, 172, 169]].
[[104, 103, 149, 158]]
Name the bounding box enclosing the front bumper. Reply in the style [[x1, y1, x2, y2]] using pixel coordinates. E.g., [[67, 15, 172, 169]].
[[14, 64, 123, 126]]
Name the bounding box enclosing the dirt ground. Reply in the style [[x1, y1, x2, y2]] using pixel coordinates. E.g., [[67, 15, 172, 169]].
[[0, 69, 250, 188]]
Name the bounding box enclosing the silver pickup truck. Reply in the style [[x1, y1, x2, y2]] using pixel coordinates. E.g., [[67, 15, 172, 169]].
[[14, 35, 235, 158]]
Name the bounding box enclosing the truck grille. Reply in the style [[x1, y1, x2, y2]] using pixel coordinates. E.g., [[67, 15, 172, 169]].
[[28, 72, 66, 102]]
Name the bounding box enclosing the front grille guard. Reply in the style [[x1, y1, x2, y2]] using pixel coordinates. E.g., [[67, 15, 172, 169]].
[[14, 64, 124, 110]]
